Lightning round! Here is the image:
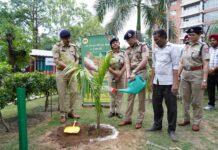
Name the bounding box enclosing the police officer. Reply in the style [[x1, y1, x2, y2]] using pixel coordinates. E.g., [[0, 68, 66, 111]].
[[178, 26, 210, 131], [52, 29, 80, 123], [107, 37, 126, 118], [118, 30, 149, 129]]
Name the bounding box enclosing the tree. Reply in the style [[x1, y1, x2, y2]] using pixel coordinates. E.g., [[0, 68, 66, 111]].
[[69, 17, 105, 44], [45, 0, 91, 36], [94, 0, 176, 41], [0, 5, 32, 68], [11, 0, 47, 49], [39, 34, 58, 50]]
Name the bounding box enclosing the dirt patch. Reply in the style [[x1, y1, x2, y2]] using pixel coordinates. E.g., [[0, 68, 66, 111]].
[[48, 124, 113, 148], [0, 112, 48, 133], [40, 127, 145, 150]]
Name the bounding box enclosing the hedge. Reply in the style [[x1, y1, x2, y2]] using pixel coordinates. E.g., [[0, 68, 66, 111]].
[[0, 72, 57, 110]]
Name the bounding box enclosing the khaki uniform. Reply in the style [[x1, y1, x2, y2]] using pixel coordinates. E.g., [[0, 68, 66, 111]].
[[181, 42, 210, 125], [124, 42, 147, 123], [52, 42, 79, 115], [108, 50, 125, 114]]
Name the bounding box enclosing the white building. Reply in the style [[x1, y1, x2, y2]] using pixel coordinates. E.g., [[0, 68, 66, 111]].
[[170, 0, 218, 42]]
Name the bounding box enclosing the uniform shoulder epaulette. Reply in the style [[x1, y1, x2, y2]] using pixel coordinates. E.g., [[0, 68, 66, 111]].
[[69, 43, 76, 47]]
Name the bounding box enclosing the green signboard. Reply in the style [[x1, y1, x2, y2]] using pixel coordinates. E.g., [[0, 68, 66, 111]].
[[81, 34, 113, 107]]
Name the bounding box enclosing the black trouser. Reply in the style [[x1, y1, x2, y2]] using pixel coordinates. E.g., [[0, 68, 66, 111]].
[[152, 84, 177, 132], [207, 73, 218, 107]]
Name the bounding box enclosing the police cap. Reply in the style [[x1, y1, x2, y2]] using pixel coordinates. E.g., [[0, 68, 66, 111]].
[[186, 26, 203, 34], [59, 30, 71, 39], [124, 30, 136, 40], [110, 37, 119, 46]]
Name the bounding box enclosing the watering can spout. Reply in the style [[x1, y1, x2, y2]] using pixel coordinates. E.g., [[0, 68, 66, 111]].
[[118, 88, 133, 93], [111, 75, 146, 94]]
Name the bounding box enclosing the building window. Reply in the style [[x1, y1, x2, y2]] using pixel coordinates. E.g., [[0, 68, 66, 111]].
[[204, 0, 218, 10], [204, 11, 218, 22], [170, 10, 177, 16], [170, 0, 177, 5], [184, 15, 201, 22]]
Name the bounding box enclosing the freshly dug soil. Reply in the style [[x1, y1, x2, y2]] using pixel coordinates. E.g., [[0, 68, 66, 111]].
[[48, 124, 113, 148]]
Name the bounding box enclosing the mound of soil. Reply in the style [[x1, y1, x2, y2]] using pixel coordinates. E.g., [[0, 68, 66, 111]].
[[48, 124, 112, 148]]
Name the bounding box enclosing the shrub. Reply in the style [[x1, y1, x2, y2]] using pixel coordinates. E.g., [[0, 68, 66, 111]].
[[2, 72, 57, 107], [0, 62, 12, 86]]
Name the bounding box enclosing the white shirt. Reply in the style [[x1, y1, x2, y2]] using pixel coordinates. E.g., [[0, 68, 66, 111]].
[[209, 46, 218, 69], [152, 42, 180, 85], [176, 44, 186, 58]]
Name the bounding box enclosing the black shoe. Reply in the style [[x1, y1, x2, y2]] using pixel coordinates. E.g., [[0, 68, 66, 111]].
[[116, 113, 123, 119], [147, 126, 162, 131], [168, 131, 178, 142], [108, 112, 115, 118]]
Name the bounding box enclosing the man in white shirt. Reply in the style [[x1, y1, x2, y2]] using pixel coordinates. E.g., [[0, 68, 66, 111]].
[[204, 34, 218, 110], [147, 29, 180, 142]]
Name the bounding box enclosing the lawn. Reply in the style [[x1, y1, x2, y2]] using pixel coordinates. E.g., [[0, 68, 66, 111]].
[[0, 94, 218, 150]]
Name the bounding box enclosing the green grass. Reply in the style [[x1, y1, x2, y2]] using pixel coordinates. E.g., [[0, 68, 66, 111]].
[[0, 94, 218, 150]]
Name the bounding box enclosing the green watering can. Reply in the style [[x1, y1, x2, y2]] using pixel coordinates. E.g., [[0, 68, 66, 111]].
[[112, 75, 146, 94]]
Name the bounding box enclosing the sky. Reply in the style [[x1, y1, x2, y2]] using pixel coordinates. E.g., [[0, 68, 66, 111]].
[[77, 0, 146, 47]]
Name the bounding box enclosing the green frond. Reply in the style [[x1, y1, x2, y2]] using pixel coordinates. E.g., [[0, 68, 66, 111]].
[[64, 54, 111, 118], [106, 4, 133, 35], [94, 0, 118, 22], [169, 20, 177, 42], [142, 2, 166, 29]]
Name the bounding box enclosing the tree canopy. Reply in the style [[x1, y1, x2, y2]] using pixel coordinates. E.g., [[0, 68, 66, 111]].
[[0, 0, 105, 65]]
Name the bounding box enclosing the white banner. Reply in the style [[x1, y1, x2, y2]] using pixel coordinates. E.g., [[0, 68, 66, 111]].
[[45, 58, 55, 66]]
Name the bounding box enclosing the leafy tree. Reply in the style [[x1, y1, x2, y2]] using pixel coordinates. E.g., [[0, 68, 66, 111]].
[[39, 34, 58, 50], [0, 5, 32, 68], [45, 0, 91, 36], [10, 0, 47, 49], [0, 62, 11, 86], [69, 17, 105, 44]]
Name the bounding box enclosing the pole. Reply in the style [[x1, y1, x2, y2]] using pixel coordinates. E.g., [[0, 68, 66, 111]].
[[16, 87, 28, 150], [50, 75, 53, 117]]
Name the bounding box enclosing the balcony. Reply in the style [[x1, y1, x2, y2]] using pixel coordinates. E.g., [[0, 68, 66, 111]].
[[180, 21, 203, 28], [181, 0, 201, 6], [181, 8, 202, 17]]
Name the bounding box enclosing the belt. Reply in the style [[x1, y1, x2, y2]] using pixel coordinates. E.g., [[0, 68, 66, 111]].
[[184, 65, 203, 71]]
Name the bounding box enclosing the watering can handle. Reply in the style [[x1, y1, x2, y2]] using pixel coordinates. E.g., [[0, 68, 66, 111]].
[[138, 75, 145, 82], [73, 120, 76, 127]]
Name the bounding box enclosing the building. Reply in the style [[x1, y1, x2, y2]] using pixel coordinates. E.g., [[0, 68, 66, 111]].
[[170, 0, 218, 43], [28, 49, 56, 74]]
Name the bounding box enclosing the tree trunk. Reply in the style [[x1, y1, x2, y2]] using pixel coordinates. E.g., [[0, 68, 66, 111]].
[[136, 0, 142, 41], [0, 110, 10, 132], [32, 4, 39, 49], [44, 92, 49, 112]]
